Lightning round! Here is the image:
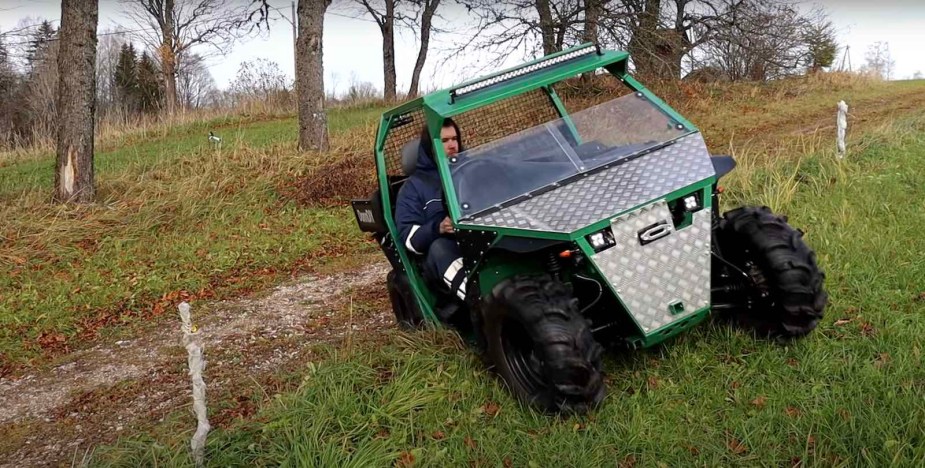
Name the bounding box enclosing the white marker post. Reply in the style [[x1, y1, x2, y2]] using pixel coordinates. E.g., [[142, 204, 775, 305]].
[[836, 100, 848, 158], [178, 302, 210, 467]]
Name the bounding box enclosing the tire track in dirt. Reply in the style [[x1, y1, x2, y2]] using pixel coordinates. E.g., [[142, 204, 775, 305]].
[[0, 259, 391, 467]]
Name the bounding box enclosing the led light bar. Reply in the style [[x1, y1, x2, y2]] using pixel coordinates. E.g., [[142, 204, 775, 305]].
[[450, 43, 601, 101]]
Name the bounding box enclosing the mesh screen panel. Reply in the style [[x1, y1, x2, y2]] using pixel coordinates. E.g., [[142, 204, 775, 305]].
[[453, 88, 560, 151], [554, 73, 635, 116], [382, 108, 425, 177]]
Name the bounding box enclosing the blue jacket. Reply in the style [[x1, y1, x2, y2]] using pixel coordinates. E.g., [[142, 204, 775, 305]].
[[395, 146, 447, 255]]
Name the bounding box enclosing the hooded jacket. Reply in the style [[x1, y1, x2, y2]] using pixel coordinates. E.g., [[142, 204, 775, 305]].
[[394, 144, 447, 255]]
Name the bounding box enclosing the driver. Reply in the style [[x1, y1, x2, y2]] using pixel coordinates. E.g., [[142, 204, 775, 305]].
[[395, 118, 467, 316]]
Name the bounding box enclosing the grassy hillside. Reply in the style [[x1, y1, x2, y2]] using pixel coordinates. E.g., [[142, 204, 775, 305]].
[[0, 107, 381, 370], [95, 100, 925, 467], [2, 74, 924, 464]]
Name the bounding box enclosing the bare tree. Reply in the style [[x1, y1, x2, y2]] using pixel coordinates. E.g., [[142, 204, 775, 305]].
[[96, 29, 131, 117], [582, 0, 602, 44], [176, 53, 217, 108], [862, 41, 895, 80], [623, 0, 750, 80], [242, 0, 332, 151], [121, 0, 247, 114], [453, 0, 584, 69], [296, 0, 333, 150], [407, 0, 441, 97], [348, 0, 399, 100], [55, 0, 98, 203], [230, 57, 290, 104], [26, 40, 59, 141], [698, 1, 820, 81]]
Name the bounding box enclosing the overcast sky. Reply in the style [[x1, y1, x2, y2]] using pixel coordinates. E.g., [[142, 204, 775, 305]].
[[1, 0, 923, 94]]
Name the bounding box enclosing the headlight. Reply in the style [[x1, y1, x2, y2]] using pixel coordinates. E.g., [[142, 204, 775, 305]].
[[683, 195, 699, 211], [586, 227, 616, 253]]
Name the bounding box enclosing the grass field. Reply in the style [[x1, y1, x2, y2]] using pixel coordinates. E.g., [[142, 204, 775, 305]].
[[2, 74, 925, 465], [91, 107, 925, 466], [0, 106, 382, 370]]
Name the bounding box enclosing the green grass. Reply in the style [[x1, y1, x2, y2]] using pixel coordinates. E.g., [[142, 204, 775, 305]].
[[0, 105, 383, 368], [91, 102, 925, 465]]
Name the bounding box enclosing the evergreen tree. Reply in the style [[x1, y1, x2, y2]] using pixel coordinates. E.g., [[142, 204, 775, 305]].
[[26, 20, 58, 71], [114, 43, 138, 112], [805, 21, 838, 73], [136, 52, 163, 113]]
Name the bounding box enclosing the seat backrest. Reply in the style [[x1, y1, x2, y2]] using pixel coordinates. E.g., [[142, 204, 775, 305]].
[[401, 138, 421, 176]]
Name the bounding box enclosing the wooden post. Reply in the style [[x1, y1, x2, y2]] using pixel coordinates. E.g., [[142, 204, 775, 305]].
[[836, 100, 848, 158], [179, 302, 210, 467]]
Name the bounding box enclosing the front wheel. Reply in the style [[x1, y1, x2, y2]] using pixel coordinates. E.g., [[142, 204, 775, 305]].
[[482, 274, 605, 414], [712, 206, 827, 338]]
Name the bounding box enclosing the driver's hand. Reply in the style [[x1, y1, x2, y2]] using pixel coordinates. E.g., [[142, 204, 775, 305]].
[[439, 216, 454, 235]]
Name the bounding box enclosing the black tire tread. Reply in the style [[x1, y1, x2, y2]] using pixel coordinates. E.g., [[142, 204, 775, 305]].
[[716, 206, 827, 338], [387, 269, 425, 330], [482, 274, 605, 414]]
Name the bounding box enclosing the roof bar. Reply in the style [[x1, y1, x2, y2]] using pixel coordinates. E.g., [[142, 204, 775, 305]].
[[449, 43, 602, 102]]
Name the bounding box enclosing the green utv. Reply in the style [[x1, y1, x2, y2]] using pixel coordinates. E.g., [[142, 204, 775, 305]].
[[351, 44, 827, 413]]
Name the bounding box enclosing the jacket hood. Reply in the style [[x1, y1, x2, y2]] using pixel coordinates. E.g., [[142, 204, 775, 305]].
[[415, 142, 439, 174]]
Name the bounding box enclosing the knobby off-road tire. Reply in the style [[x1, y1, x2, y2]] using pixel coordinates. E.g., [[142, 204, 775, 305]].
[[482, 274, 605, 414], [714, 206, 827, 338], [387, 269, 425, 330]]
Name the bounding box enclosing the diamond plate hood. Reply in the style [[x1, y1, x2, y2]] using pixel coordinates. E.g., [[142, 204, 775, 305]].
[[467, 132, 715, 233]]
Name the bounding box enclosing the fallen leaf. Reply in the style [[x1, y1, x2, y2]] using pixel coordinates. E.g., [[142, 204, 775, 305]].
[[431, 431, 445, 440], [915, 292, 925, 302], [785, 406, 802, 418], [464, 436, 477, 449], [727, 436, 748, 455], [647, 376, 660, 390], [751, 395, 767, 409], [503, 458, 513, 468], [618, 455, 637, 468], [859, 321, 876, 337], [482, 401, 500, 417], [396, 451, 415, 467], [833, 318, 851, 326]]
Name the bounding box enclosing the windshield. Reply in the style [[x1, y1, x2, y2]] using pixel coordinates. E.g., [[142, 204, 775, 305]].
[[450, 92, 689, 219]]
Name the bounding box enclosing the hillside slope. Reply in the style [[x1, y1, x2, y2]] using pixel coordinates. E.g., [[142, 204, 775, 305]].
[[1, 77, 924, 466]]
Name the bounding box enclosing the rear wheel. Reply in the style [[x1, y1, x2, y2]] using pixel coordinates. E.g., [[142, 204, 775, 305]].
[[482, 275, 605, 414], [712, 206, 827, 338], [387, 269, 425, 330]]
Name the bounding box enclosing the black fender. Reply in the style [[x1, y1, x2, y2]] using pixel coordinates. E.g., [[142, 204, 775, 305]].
[[711, 155, 736, 180]]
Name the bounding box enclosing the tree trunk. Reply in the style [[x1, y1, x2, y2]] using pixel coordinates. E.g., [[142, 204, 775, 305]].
[[535, 0, 557, 55], [582, 0, 600, 44], [296, 0, 331, 151], [382, 0, 396, 100], [54, 0, 98, 203], [408, 0, 440, 98], [161, 0, 179, 114], [627, 0, 661, 75], [580, 0, 601, 84]]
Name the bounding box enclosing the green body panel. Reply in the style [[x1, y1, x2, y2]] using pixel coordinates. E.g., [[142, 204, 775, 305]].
[[370, 44, 717, 344]]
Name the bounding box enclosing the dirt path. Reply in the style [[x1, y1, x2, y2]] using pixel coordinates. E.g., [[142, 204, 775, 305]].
[[0, 259, 391, 467]]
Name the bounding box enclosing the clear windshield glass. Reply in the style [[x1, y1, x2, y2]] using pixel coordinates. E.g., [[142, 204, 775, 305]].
[[450, 92, 689, 218]]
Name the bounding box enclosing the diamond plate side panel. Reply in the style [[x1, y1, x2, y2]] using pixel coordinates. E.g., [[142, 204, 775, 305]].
[[592, 202, 712, 333], [469, 132, 715, 233]]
